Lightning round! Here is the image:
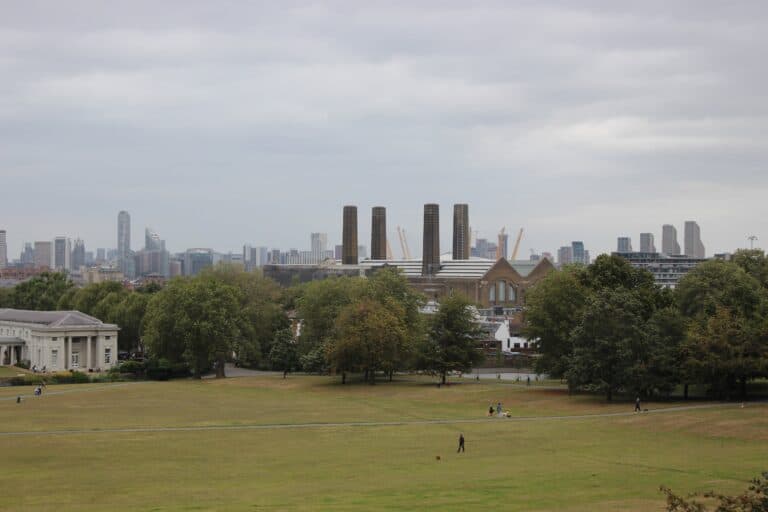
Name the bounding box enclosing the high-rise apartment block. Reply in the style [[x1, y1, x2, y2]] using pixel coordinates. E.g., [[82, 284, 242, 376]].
[[53, 237, 71, 271], [617, 237, 633, 253], [571, 241, 586, 264], [71, 238, 86, 270], [311, 233, 328, 262], [662, 224, 681, 256], [0, 230, 7, 268], [684, 221, 706, 259], [20, 243, 34, 266], [34, 241, 52, 269], [184, 248, 214, 276], [558, 246, 573, 265], [639, 233, 656, 253], [117, 211, 133, 278]]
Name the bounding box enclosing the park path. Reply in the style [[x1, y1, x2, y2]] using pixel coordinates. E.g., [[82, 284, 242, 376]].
[[0, 401, 761, 438]]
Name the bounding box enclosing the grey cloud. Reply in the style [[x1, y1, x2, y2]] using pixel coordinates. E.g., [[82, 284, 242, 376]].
[[0, 1, 766, 258]]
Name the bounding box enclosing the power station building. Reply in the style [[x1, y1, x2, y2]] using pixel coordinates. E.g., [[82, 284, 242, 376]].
[[264, 203, 555, 308]]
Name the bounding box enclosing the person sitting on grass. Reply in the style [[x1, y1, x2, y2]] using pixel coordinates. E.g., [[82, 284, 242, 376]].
[[488, 405, 494, 416]]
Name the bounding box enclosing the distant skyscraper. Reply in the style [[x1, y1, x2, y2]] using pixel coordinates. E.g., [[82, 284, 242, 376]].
[[145, 228, 164, 251], [557, 246, 573, 265], [311, 233, 328, 262], [96, 248, 106, 263], [334, 245, 343, 260], [20, 243, 34, 266], [71, 238, 86, 270], [639, 233, 656, 253], [135, 229, 169, 277], [184, 248, 214, 276], [571, 241, 585, 264], [662, 225, 681, 256], [34, 241, 52, 269], [117, 211, 132, 277], [684, 221, 706, 259], [0, 230, 6, 268], [53, 237, 71, 271], [617, 237, 633, 253]]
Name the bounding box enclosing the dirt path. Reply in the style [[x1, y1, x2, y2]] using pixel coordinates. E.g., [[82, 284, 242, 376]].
[[1, 401, 761, 437]]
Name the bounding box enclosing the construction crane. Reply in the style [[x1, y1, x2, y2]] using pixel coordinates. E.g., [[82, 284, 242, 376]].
[[496, 227, 506, 260], [396, 226, 412, 260], [386, 240, 393, 260], [511, 228, 524, 260]]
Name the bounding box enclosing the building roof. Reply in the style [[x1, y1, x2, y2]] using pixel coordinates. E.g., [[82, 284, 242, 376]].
[[359, 258, 548, 279], [0, 336, 25, 344], [0, 309, 116, 328]]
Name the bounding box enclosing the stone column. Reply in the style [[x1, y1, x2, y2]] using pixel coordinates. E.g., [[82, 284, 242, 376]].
[[10, 345, 16, 365], [86, 336, 92, 371], [65, 337, 71, 370], [0, 346, 5, 365]]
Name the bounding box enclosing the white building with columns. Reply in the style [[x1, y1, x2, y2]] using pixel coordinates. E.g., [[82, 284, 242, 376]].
[[0, 309, 119, 371]]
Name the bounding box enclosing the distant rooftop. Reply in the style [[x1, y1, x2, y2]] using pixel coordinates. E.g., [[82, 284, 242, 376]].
[[0, 309, 116, 328], [359, 258, 546, 279]]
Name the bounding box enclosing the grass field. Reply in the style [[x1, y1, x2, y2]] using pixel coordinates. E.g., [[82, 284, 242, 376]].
[[1, 375, 766, 511]]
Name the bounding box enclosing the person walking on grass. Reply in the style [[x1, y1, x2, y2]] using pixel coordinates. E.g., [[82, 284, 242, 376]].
[[634, 396, 642, 413], [457, 433, 465, 453]]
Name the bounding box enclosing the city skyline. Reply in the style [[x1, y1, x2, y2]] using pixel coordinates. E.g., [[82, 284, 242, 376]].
[[0, 210, 755, 265], [2, 2, 767, 258]]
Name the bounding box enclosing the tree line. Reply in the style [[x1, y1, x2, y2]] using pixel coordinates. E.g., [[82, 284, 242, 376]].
[[524, 250, 768, 400], [0, 266, 482, 382]]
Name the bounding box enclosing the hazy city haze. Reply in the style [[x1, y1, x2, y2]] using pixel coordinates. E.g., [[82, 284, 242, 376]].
[[2, 1, 767, 257]]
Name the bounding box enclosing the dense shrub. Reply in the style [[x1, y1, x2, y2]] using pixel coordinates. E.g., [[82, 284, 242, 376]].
[[117, 360, 145, 377]]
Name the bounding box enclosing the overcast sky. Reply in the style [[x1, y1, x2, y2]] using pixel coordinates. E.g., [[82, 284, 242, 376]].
[[2, 1, 767, 259]]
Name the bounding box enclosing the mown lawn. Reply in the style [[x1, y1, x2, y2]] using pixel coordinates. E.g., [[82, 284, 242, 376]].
[[1, 375, 765, 511]]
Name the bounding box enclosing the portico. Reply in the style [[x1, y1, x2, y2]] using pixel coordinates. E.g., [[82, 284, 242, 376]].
[[0, 309, 119, 371]]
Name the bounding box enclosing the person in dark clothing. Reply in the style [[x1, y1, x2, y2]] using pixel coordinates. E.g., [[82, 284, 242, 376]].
[[634, 396, 641, 412], [457, 433, 465, 453]]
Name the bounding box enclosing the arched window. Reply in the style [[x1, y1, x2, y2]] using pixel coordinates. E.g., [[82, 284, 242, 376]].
[[497, 281, 506, 302], [508, 284, 516, 302], [489, 284, 495, 303]]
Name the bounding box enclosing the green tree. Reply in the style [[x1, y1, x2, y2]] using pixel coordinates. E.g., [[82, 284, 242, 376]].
[[416, 293, 483, 385], [362, 267, 424, 374], [110, 292, 151, 352], [328, 298, 407, 384], [199, 266, 289, 367], [296, 276, 365, 371], [0, 287, 12, 307], [143, 277, 246, 378], [524, 266, 589, 377], [677, 260, 768, 398], [60, 281, 127, 314], [644, 307, 687, 397], [269, 328, 299, 378], [732, 249, 768, 288], [567, 289, 648, 401], [676, 260, 764, 322], [683, 306, 767, 399], [9, 272, 73, 310]]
